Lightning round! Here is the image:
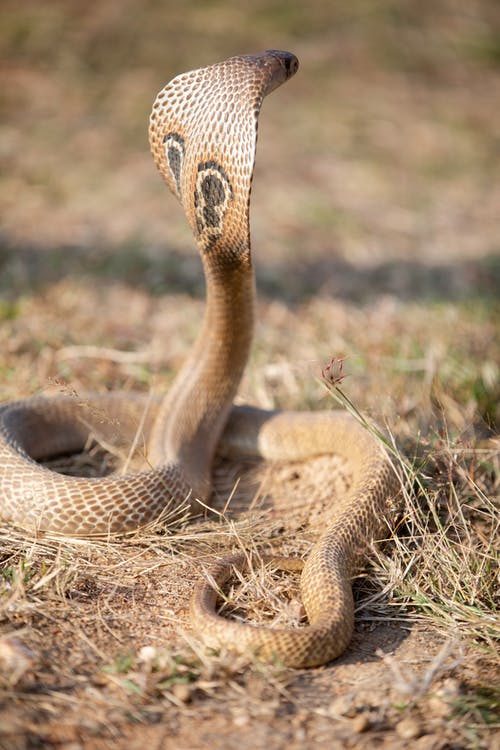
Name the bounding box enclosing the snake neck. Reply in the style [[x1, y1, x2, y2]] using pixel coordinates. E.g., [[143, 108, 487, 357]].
[[148, 255, 255, 499]]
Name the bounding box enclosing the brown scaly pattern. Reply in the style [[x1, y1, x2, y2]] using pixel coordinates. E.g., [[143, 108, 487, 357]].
[[0, 51, 398, 667]]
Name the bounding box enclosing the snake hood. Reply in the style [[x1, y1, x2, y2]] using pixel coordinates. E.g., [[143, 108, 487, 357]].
[[149, 51, 299, 256]]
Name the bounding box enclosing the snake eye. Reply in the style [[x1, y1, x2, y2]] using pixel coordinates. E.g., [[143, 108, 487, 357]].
[[284, 55, 299, 77]]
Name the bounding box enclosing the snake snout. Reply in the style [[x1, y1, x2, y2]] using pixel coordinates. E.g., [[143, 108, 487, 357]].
[[258, 50, 299, 95], [273, 50, 300, 78]]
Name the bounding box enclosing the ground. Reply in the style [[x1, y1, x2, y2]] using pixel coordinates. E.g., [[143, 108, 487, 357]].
[[0, 2, 499, 748]]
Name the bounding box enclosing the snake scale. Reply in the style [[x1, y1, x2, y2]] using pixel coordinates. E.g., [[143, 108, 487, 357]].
[[0, 51, 398, 667]]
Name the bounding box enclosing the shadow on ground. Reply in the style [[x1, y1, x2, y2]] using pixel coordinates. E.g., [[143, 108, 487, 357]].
[[1, 240, 499, 306]]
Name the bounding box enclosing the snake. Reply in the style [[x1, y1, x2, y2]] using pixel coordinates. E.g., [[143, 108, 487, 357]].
[[0, 51, 398, 668]]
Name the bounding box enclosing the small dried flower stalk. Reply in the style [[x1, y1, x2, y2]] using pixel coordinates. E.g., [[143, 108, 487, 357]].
[[321, 356, 348, 391]]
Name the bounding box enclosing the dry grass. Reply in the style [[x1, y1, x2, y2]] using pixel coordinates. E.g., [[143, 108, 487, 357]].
[[1, 1, 499, 748], [0, 387, 498, 747]]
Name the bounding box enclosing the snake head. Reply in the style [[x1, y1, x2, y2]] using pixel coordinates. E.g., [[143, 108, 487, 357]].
[[250, 50, 299, 95], [149, 51, 298, 260]]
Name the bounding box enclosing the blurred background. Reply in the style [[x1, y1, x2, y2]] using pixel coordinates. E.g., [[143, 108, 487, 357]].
[[1, 0, 499, 303]]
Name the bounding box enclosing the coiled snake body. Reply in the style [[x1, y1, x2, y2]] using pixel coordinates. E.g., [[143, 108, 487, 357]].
[[0, 51, 398, 667]]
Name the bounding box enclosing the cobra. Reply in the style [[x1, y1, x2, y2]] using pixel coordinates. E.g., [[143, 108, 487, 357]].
[[0, 51, 398, 667]]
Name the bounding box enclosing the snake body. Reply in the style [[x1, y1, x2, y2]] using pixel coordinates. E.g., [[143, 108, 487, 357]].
[[0, 51, 397, 667]]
